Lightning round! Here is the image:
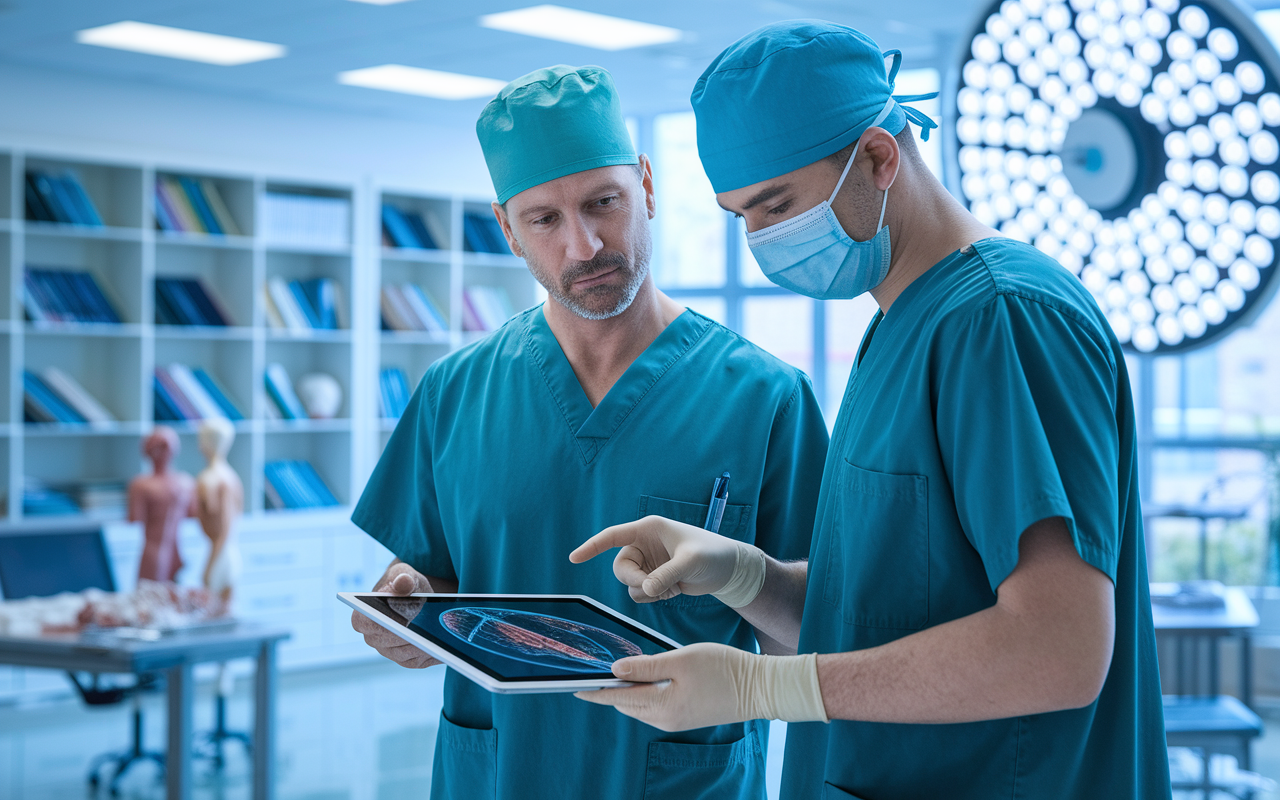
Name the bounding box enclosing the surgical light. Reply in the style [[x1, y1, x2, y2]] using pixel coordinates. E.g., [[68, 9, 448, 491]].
[[954, 0, 1280, 353]]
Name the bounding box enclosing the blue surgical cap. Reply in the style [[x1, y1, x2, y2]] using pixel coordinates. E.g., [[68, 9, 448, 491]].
[[477, 65, 638, 204], [691, 20, 938, 193]]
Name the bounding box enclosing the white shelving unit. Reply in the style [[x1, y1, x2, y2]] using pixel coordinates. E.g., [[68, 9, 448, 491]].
[[0, 148, 539, 691]]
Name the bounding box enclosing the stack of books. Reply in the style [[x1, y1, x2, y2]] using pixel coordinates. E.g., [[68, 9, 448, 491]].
[[264, 363, 309, 420], [379, 368, 412, 419], [24, 170, 104, 226], [264, 277, 347, 331], [23, 479, 82, 517], [72, 482, 128, 518], [462, 211, 511, 254], [261, 192, 350, 250], [380, 283, 448, 333], [155, 276, 232, 326], [381, 204, 448, 250], [24, 368, 116, 425], [462, 286, 516, 332], [154, 176, 242, 235], [153, 364, 244, 422], [24, 267, 122, 324], [23, 478, 127, 518], [264, 460, 339, 509]]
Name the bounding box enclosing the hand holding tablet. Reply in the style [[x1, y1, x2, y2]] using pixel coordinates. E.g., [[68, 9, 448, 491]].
[[348, 561, 455, 669], [340, 592, 681, 694]]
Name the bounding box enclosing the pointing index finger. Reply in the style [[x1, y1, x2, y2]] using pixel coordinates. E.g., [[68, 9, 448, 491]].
[[569, 522, 642, 564]]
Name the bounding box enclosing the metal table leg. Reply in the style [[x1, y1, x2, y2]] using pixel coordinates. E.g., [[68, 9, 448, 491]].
[[166, 662, 194, 800], [253, 640, 277, 800]]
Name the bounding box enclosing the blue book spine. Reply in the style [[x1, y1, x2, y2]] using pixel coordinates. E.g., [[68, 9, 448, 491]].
[[381, 205, 420, 248], [294, 461, 338, 506], [45, 271, 92, 322], [153, 377, 184, 421], [157, 278, 203, 325], [25, 270, 64, 321], [153, 191, 178, 232], [72, 273, 121, 323], [24, 371, 86, 423], [180, 279, 228, 326], [60, 174, 104, 226], [264, 462, 302, 508], [154, 280, 181, 325], [47, 176, 86, 225], [192, 369, 244, 420], [462, 214, 489, 253], [479, 216, 510, 254], [31, 173, 73, 223], [179, 177, 222, 235], [288, 281, 322, 328], [24, 176, 55, 222], [404, 212, 437, 250]]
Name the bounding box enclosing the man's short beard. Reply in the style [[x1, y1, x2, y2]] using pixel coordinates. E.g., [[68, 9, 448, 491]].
[[526, 228, 652, 321]]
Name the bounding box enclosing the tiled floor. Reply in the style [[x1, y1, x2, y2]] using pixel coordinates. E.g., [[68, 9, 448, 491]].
[[0, 659, 1277, 800]]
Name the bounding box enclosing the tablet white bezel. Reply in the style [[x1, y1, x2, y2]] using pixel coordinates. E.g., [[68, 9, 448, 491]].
[[338, 592, 682, 694]]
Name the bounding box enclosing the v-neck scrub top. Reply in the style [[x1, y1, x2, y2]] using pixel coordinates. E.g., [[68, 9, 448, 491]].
[[353, 306, 829, 800], [781, 239, 1171, 800]]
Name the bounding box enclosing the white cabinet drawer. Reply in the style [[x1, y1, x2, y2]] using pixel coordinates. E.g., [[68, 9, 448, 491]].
[[239, 538, 324, 576], [234, 577, 324, 618]]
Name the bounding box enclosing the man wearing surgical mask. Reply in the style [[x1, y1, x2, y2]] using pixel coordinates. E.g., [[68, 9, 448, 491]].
[[573, 20, 1172, 800]]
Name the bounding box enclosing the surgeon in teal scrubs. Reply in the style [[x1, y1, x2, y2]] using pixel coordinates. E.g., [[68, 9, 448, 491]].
[[574, 22, 1171, 799], [349, 65, 829, 800]]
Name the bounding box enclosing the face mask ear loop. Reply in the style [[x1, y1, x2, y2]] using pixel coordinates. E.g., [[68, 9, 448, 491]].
[[828, 142, 861, 205], [876, 186, 889, 230]]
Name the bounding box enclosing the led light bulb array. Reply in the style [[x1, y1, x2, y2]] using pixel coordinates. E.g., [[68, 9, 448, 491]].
[[955, 0, 1280, 352]]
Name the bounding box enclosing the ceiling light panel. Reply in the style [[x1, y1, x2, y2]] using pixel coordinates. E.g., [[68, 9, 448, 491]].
[[479, 5, 681, 51], [338, 65, 508, 99], [76, 21, 286, 66]]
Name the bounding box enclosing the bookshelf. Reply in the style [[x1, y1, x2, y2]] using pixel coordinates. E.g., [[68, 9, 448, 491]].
[[0, 147, 541, 679]]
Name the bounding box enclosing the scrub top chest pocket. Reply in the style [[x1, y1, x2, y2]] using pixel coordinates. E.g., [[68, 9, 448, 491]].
[[823, 460, 929, 630], [638, 495, 751, 610]]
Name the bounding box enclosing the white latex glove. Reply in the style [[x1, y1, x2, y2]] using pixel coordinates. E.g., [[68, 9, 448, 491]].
[[574, 643, 828, 731], [350, 560, 456, 669], [570, 515, 767, 608]]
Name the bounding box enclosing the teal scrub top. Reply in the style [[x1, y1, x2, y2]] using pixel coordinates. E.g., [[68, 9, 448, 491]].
[[353, 306, 829, 800], [782, 239, 1171, 800]]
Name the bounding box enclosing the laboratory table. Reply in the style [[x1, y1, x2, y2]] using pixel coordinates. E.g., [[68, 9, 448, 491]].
[[0, 622, 289, 800]]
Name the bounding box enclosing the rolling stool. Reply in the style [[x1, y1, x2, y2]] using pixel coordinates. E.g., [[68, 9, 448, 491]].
[[196, 664, 251, 770], [71, 672, 166, 796], [1164, 695, 1264, 798]]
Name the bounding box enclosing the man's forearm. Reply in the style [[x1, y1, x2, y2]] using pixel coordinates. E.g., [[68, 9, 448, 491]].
[[737, 558, 808, 652]]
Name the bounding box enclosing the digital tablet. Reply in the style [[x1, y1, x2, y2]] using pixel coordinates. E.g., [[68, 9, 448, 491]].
[[339, 592, 681, 694]]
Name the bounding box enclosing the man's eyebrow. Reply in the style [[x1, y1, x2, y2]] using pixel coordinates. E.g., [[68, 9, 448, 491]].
[[583, 181, 627, 198], [740, 184, 790, 212]]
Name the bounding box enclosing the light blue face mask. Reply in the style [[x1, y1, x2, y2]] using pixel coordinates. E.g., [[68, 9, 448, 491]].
[[746, 98, 897, 300]]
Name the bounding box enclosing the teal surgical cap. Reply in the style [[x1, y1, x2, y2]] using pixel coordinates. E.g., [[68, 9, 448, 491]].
[[691, 20, 938, 193], [477, 65, 638, 204]]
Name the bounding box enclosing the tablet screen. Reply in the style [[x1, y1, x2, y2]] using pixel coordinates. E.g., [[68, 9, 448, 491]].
[[352, 595, 676, 682]]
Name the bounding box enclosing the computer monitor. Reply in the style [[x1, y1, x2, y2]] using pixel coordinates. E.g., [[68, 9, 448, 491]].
[[0, 526, 115, 600]]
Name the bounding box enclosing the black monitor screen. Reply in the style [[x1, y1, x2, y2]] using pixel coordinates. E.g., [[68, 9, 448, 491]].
[[0, 528, 114, 599]]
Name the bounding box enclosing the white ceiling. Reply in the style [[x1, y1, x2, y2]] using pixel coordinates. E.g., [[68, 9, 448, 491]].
[[0, 0, 981, 128]]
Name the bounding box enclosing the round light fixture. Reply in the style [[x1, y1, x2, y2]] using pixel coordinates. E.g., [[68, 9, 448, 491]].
[[950, 0, 1280, 353]]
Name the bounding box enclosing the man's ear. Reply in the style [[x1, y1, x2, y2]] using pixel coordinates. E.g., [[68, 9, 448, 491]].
[[491, 201, 524, 258], [859, 128, 901, 191], [638, 154, 656, 220]]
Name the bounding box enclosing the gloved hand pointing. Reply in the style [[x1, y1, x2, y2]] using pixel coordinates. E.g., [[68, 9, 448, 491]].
[[570, 515, 768, 608]]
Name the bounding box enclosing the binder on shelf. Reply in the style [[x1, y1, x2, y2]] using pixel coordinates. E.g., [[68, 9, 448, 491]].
[[264, 363, 308, 420], [153, 175, 245, 236], [462, 286, 515, 332], [192, 369, 244, 420], [200, 178, 242, 235], [23, 479, 82, 517], [23, 370, 88, 424], [264, 460, 339, 509], [39, 367, 115, 425], [402, 284, 447, 332], [261, 192, 350, 249], [25, 170, 104, 226], [380, 367, 411, 419], [265, 277, 344, 331], [24, 268, 122, 324], [462, 211, 510, 254], [153, 367, 202, 421]]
